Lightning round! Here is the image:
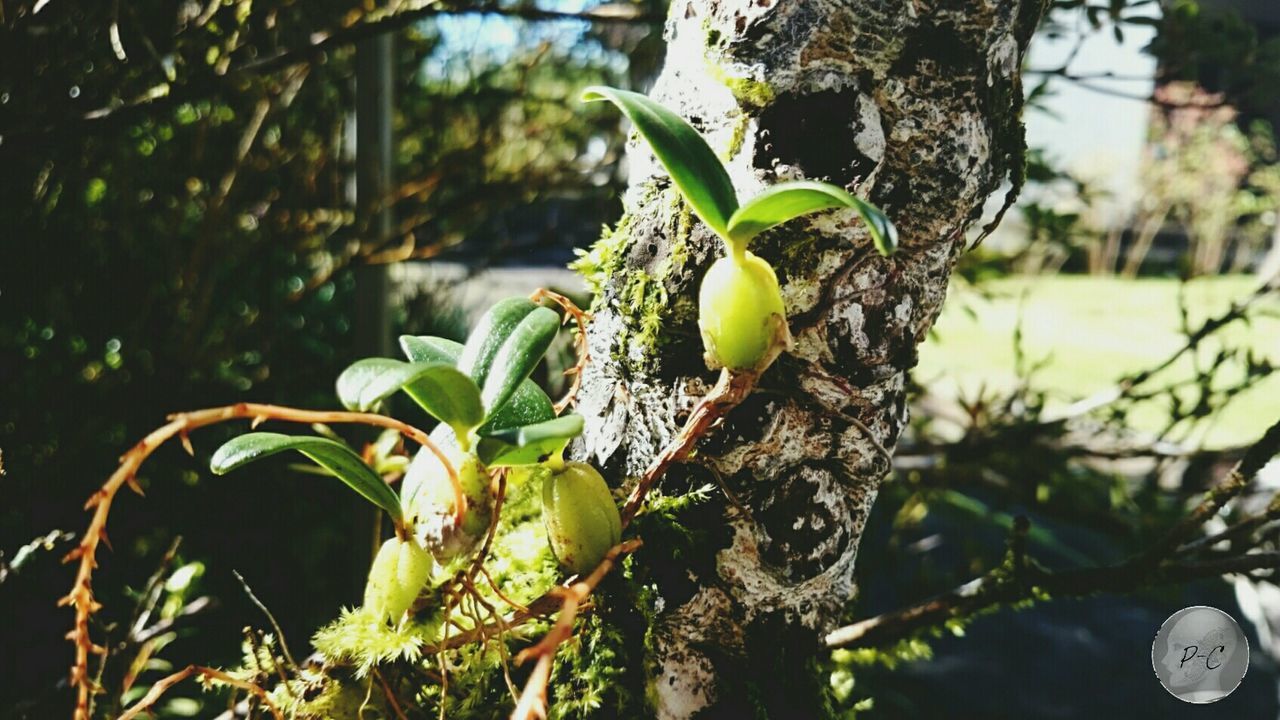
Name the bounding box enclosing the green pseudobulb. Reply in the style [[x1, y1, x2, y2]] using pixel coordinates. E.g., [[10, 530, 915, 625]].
[[403, 445, 493, 562], [541, 461, 622, 575], [363, 537, 433, 623], [698, 250, 789, 372]]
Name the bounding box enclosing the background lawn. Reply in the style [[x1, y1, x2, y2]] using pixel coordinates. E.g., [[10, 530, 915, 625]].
[[917, 275, 1280, 449]]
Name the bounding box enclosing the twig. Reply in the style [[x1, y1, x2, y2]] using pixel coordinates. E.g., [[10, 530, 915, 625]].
[[1134, 416, 1280, 568], [1043, 277, 1278, 423], [233, 570, 301, 675], [824, 416, 1280, 650], [509, 539, 643, 720], [116, 664, 282, 720], [61, 402, 456, 720]]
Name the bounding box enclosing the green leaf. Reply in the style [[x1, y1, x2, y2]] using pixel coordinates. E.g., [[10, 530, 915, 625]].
[[398, 335, 462, 366], [476, 414, 585, 467], [726, 180, 898, 256], [481, 306, 560, 418], [582, 86, 738, 236], [399, 335, 556, 432], [210, 433, 402, 521], [335, 359, 484, 434], [456, 297, 539, 388]]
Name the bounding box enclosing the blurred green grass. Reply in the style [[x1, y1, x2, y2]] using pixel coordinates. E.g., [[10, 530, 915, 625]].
[[916, 275, 1280, 449]]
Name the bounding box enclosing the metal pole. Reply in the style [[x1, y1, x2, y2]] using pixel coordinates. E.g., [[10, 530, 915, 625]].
[[354, 33, 394, 358]]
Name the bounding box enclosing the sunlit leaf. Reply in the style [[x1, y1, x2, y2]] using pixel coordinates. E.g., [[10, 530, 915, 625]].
[[210, 433, 402, 521], [399, 334, 556, 432], [582, 85, 738, 236], [476, 414, 585, 467], [336, 358, 483, 434], [456, 297, 539, 388], [726, 180, 898, 255], [480, 306, 560, 418]]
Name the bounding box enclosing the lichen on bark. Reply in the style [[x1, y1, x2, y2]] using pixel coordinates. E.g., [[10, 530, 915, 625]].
[[573, 0, 1046, 716]]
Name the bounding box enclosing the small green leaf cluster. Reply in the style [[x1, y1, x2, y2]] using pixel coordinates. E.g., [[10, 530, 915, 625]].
[[209, 295, 621, 632], [582, 86, 899, 372]]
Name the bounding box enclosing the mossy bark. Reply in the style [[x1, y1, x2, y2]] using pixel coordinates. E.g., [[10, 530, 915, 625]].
[[574, 0, 1045, 717]]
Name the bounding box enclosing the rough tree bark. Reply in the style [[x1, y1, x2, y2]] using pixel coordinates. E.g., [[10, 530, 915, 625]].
[[574, 0, 1045, 716]]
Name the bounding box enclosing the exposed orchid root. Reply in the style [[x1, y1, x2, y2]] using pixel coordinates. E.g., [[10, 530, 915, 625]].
[[116, 664, 282, 720], [61, 402, 450, 720], [530, 288, 591, 413], [509, 538, 643, 720], [620, 368, 759, 527]]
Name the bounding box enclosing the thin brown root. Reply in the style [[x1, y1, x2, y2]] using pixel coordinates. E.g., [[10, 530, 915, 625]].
[[117, 665, 282, 720], [63, 402, 449, 720], [530, 288, 592, 413], [374, 667, 410, 720], [620, 369, 758, 527], [509, 539, 642, 720]]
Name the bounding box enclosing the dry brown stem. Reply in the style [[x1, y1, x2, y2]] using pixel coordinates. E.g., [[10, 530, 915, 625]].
[[508, 539, 643, 720], [116, 665, 281, 720], [61, 402, 453, 720], [530, 288, 592, 413]]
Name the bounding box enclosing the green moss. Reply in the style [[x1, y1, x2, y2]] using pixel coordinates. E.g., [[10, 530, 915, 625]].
[[548, 613, 637, 719], [571, 213, 635, 297], [721, 112, 751, 161], [609, 191, 700, 371], [705, 61, 776, 110]]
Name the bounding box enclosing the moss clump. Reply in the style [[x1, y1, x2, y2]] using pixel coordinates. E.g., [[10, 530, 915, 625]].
[[548, 612, 638, 719], [721, 111, 751, 161], [704, 61, 776, 110], [572, 213, 635, 297]]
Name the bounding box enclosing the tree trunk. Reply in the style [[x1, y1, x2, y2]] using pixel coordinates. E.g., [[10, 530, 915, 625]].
[[574, 0, 1044, 716]]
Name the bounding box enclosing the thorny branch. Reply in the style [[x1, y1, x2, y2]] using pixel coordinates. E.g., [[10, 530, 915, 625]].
[[529, 288, 592, 414], [61, 403, 454, 720], [825, 416, 1280, 650]]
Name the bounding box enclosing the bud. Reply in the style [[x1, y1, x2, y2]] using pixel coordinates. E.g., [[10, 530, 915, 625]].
[[541, 461, 622, 575], [403, 447, 493, 563]]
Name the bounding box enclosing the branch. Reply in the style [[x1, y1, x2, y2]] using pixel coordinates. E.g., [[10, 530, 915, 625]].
[[116, 665, 282, 720], [825, 551, 1280, 649], [825, 416, 1280, 650], [1043, 276, 1278, 423], [60, 402, 453, 720], [2, 2, 662, 141]]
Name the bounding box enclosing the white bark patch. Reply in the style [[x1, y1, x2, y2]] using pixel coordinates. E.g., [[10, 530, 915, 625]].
[[988, 32, 1020, 85], [854, 92, 886, 164]]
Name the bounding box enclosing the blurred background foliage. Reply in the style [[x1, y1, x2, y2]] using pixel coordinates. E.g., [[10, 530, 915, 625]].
[[2, 0, 1280, 717]]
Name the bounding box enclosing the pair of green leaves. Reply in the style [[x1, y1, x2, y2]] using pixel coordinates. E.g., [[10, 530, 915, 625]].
[[336, 297, 560, 439], [209, 297, 586, 522], [581, 86, 898, 256]]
